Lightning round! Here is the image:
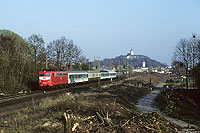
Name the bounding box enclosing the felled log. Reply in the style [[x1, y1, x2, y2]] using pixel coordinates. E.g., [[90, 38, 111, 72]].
[[64, 112, 68, 121], [72, 123, 79, 132], [82, 116, 95, 121], [96, 112, 104, 124]]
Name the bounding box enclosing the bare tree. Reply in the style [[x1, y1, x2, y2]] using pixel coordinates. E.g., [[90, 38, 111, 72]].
[[108, 60, 113, 69], [27, 34, 45, 72], [174, 38, 193, 89], [189, 34, 199, 68], [46, 37, 87, 70]]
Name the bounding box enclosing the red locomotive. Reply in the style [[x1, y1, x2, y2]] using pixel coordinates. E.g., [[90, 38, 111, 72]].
[[39, 71, 68, 87]]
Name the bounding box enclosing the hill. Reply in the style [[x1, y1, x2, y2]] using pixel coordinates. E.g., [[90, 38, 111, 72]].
[[101, 54, 167, 68]]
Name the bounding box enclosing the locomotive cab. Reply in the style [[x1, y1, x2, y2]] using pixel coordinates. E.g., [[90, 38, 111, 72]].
[[39, 72, 52, 86]]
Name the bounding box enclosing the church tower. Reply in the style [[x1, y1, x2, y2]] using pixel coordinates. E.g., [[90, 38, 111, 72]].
[[127, 48, 134, 59], [130, 48, 134, 56], [142, 61, 146, 68]]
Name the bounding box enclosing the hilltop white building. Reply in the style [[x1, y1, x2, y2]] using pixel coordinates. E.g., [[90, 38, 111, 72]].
[[142, 61, 146, 68], [127, 48, 136, 59]]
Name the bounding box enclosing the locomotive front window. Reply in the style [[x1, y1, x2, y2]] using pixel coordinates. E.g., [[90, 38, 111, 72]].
[[45, 73, 50, 77], [40, 73, 44, 77]]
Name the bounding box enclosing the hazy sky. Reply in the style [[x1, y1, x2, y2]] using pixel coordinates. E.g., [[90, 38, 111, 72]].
[[1, 0, 200, 65]]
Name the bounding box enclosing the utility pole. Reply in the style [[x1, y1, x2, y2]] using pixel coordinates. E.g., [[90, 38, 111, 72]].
[[88, 62, 90, 70], [118, 61, 120, 71], [192, 34, 196, 89], [95, 56, 100, 87], [69, 49, 72, 70], [126, 61, 128, 78], [118, 61, 121, 80], [45, 53, 48, 70], [94, 56, 96, 69]]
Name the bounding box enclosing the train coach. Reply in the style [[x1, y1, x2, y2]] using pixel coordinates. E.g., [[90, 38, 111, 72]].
[[100, 70, 116, 79], [87, 70, 100, 81], [68, 71, 88, 84]]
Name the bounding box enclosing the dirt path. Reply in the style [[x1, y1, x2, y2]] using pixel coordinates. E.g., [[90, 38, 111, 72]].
[[137, 90, 160, 113], [137, 82, 200, 129]]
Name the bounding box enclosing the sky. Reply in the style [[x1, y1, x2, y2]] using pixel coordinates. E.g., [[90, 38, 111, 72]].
[[1, 0, 200, 65]]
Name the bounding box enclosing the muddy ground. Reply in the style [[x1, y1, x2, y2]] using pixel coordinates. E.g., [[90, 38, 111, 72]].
[[0, 73, 181, 133]]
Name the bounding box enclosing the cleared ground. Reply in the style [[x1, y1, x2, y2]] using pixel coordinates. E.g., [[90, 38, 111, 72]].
[[156, 89, 200, 128], [0, 73, 180, 132]]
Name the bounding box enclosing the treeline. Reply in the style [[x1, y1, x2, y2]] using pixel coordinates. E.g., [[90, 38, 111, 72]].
[[173, 33, 200, 89], [0, 30, 89, 93]]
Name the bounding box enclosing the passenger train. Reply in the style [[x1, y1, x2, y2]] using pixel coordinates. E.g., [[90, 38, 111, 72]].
[[39, 70, 120, 87]]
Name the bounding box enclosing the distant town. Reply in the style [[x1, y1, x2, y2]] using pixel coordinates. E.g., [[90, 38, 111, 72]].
[[99, 48, 172, 74]]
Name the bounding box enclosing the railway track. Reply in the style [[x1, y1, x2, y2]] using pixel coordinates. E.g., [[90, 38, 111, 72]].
[[0, 78, 121, 117], [0, 83, 84, 102], [0, 91, 39, 101]]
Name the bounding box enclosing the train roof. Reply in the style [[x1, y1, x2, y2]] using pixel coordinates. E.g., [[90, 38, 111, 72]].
[[39, 70, 116, 74], [100, 70, 116, 73], [100, 70, 108, 72], [39, 71, 65, 73], [67, 71, 88, 74], [87, 70, 100, 73], [107, 70, 116, 73], [39, 71, 88, 74]]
